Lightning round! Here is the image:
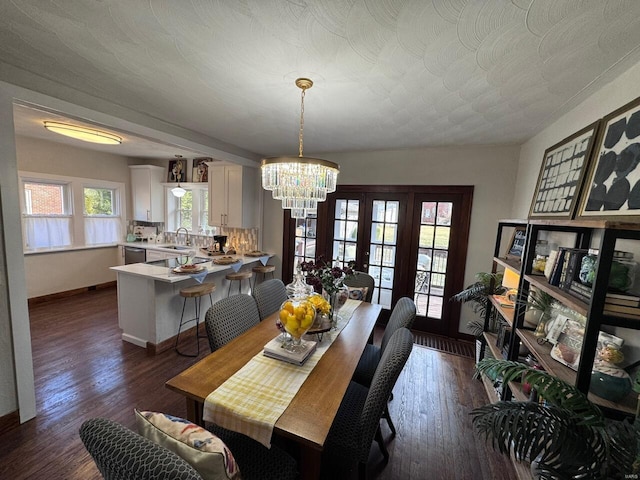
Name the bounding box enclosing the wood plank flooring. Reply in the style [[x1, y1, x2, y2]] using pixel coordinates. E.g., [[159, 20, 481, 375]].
[[0, 286, 517, 479]]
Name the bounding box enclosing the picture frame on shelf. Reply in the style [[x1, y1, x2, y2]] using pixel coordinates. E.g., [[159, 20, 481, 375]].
[[505, 226, 526, 261], [529, 121, 601, 219], [167, 158, 186, 183], [578, 95, 640, 219], [192, 157, 210, 183]]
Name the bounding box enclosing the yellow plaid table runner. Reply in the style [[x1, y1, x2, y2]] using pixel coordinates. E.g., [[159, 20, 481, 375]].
[[203, 299, 361, 448]]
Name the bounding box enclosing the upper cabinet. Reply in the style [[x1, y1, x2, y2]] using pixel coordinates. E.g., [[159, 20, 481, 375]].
[[207, 164, 257, 228], [130, 165, 165, 222]]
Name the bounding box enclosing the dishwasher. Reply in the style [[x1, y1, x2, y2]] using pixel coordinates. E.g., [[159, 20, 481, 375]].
[[124, 246, 146, 264]]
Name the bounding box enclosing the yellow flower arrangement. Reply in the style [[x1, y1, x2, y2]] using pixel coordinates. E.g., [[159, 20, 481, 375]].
[[307, 294, 331, 315]]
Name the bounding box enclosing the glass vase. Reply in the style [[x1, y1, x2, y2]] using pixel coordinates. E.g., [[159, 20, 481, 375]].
[[278, 297, 316, 353], [325, 286, 349, 329]]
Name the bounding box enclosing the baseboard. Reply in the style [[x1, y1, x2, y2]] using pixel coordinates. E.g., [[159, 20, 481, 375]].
[[28, 281, 116, 306], [147, 324, 205, 356], [0, 410, 20, 435]]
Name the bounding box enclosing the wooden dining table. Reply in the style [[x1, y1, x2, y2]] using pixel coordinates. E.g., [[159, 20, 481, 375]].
[[165, 301, 381, 480]]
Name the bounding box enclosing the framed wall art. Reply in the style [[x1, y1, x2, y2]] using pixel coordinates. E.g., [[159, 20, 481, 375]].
[[578, 95, 640, 219], [167, 158, 186, 183], [528, 121, 600, 219], [192, 157, 210, 183]]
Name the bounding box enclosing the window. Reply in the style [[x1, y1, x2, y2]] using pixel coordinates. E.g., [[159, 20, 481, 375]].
[[166, 186, 216, 235], [20, 172, 125, 251], [23, 180, 72, 249], [84, 187, 121, 245]]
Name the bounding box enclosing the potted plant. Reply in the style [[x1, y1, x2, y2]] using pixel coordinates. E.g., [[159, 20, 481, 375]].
[[472, 358, 640, 479], [451, 272, 506, 337]]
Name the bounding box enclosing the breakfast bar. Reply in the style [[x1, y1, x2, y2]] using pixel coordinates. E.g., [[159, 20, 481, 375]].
[[110, 254, 272, 354]]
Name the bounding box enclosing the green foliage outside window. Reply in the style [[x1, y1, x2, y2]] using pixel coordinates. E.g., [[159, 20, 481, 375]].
[[84, 188, 114, 215]]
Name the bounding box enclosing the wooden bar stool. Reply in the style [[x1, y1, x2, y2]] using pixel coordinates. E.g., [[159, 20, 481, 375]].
[[252, 264, 275, 289], [175, 282, 216, 357], [225, 270, 253, 296]]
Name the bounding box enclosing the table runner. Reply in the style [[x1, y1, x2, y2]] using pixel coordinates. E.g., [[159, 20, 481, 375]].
[[203, 299, 361, 448]]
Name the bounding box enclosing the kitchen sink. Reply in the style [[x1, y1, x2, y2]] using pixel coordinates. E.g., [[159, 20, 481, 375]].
[[157, 244, 191, 250]]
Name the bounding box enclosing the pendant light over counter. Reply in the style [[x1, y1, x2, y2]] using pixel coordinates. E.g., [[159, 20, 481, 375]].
[[261, 78, 339, 219]]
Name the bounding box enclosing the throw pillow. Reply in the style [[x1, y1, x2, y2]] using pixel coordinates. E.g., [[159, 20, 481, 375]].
[[135, 409, 240, 480], [347, 286, 369, 301]]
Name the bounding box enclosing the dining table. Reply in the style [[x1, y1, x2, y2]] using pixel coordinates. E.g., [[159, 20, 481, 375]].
[[165, 300, 381, 480]]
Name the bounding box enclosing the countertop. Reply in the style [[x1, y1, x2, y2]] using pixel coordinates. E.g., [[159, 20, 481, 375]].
[[110, 253, 272, 283]]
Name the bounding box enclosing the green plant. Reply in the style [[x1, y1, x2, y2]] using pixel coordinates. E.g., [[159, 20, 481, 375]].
[[472, 358, 639, 479], [451, 272, 506, 336]]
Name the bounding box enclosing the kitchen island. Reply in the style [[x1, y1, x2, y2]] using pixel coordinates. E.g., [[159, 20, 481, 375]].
[[110, 253, 273, 354]]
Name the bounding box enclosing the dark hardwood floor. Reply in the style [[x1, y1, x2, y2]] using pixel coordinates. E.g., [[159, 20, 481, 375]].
[[0, 286, 516, 479]]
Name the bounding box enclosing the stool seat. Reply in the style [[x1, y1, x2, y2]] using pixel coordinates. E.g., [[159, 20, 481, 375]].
[[180, 283, 216, 298], [225, 270, 253, 296], [252, 265, 275, 274], [225, 271, 253, 281]]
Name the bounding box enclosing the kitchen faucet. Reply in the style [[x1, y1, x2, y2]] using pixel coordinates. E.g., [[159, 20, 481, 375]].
[[176, 227, 190, 246]]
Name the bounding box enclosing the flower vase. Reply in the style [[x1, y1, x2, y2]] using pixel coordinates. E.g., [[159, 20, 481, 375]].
[[325, 286, 349, 329]]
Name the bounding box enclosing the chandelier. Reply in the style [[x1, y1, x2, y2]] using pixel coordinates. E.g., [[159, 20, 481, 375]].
[[261, 78, 339, 219]]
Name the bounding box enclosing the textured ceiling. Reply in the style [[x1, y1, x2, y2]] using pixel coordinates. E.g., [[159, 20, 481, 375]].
[[3, 0, 640, 158]]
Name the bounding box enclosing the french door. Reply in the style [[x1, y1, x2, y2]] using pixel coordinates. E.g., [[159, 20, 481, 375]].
[[283, 186, 473, 338]]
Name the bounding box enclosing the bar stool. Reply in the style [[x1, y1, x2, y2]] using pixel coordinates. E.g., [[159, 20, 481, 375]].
[[175, 282, 216, 357], [225, 270, 253, 296], [252, 264, 275, 289]]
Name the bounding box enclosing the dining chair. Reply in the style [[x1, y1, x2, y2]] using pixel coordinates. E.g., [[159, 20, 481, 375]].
[[322, 328, 414, 480], [352, 296, 416, 435], [343, 271, 375, 303], [204, 294, 260, 351], [79, 417, 204, 480], [252, 278, 288, 320]]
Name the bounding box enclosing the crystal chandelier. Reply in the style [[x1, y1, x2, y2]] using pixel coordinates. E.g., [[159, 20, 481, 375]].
[[261, 78, 339, 219]]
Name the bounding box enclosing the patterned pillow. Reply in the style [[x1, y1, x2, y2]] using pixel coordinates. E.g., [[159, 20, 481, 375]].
[[135, 410, 240, 480], [347, 286, 369, 301]]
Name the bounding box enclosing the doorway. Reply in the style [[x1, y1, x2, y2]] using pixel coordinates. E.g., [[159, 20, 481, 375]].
[[283, 185, 473, 338]]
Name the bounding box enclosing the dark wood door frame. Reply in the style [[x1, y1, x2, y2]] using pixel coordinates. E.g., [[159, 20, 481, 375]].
[[282, 185, 474, 339]]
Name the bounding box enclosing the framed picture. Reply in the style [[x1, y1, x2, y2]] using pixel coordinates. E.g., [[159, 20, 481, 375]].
[[167, 158, 186, 183], [192, 158, 210, 183], [528, 121, 600, 219], [505, 226, 526, 261], [578, 95, 640, 219]]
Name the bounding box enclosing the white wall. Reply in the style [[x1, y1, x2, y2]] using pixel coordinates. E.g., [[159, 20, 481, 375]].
[[16, 136, 133, 298], [262, 144, 522, 332]]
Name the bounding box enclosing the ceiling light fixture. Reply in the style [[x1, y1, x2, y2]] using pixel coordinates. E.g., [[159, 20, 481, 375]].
[[261, 78, 339, 219], [171, 155, 187, 198], [43, 121, 122, 145]]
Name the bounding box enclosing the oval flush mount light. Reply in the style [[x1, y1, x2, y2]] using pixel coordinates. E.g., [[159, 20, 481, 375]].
[[43, 121, 122, 145]]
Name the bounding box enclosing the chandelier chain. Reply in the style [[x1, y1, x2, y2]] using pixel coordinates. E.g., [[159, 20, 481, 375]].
[[298, 88, 305, 158]]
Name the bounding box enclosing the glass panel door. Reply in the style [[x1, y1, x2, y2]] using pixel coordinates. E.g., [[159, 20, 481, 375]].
[[367, 200, 399, 309]]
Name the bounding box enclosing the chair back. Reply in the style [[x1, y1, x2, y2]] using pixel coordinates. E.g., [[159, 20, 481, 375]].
[[253, 279, 288, 320], [80, 417, 203, 480], [358, 328, 413, 461], [380, 297, 416, 354], [205, 294, 260, 351], [343, 271, 375, 302]]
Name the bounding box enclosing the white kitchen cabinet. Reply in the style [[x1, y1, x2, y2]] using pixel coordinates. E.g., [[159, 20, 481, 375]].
[[207, 164, 257, 228], [130, 165, 165, 222], [145, 248, 180, 262]]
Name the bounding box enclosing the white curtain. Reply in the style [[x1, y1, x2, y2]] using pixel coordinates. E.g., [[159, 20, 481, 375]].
[[24, 216, 72, 249], [85, 217, 122, 245]]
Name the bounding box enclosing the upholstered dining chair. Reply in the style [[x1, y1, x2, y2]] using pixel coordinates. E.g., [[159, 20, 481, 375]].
[[322, 328, 414, 480], [204, 294, 260, 351], [79, 417, 203, 480], [252, 278, 288, 320], [352, 296, 416, 435], [343, 271, 375, 303]]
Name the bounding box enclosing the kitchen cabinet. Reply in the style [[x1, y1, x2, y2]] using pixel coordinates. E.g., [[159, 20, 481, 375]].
[[483, 219, 640, 418], [145, 248, 180, 262], [130, 165, 165, 222], [207, 164, 257, 228]]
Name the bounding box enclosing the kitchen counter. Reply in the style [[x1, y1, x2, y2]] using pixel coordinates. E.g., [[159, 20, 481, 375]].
[[110, 253, 274, 353]]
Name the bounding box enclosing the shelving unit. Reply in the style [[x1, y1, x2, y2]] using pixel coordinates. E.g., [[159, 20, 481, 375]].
[[481, 218, 640, 419]]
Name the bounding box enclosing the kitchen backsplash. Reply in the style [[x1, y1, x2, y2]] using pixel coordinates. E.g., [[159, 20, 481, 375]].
[[162, 227, 259, 252]]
